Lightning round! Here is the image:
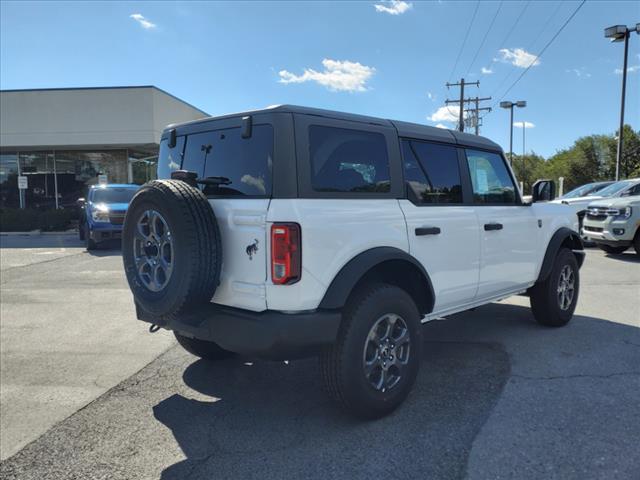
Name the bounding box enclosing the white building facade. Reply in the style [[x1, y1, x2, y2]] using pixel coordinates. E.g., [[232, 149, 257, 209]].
[[0, 86, 207, 209]]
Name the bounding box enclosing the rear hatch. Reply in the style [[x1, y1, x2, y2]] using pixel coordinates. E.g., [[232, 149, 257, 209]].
[[159, 118, 274, 311]]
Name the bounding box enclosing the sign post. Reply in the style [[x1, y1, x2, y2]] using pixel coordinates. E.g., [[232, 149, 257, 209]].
[[18, 175, 28, 209]]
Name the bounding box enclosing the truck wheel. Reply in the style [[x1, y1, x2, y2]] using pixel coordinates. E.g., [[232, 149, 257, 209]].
[[633, 230, 640, 258], [530, 248, 579, 327], [122, 180, 222, 320], [174, 332, 235, 361], [597, 244, 628, 255], [85, 225, 97, 250], [320, 283, 422, 419]]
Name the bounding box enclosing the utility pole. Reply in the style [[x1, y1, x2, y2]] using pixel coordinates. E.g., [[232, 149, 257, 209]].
[[445, 78, 479, 132], [463, 97, 492, 135]]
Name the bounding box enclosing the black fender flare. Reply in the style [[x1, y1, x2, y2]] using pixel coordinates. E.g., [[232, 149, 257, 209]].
[[318, 247, 435, 313], [537, 227, 584, 283]]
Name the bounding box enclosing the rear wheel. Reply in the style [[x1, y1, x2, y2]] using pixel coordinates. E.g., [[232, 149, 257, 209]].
[[597, 244, 628, 255], [174, 332, 235, 361], [320, 283, 422, 419], [633, 230, 640, 257], [530, 248, 579, 327]]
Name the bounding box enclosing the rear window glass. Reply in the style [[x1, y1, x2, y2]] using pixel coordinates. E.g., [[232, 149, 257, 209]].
[[401, 139, 462, 204], [179, 124, 273, 197], [309, 126, 390, 193], [157, 136, 185, 179]]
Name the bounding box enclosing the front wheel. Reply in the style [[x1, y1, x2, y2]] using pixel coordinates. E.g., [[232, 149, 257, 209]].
[[320, 283, 422, 419], [530, 248, 579, 327], [85, 225, 97, 250], [174, 332, 235, 361], [597, 244, 628, 255]]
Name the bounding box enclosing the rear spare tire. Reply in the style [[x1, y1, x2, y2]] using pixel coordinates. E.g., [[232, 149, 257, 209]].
[[122, 180, 222, 320]]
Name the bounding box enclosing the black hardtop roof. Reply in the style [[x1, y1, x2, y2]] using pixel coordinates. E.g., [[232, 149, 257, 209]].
[[164, 104, 501, 151]]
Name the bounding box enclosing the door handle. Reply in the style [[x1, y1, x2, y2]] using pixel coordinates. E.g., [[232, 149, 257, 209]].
[[484, 222, 503, 231], [415, 226, 441, 236]]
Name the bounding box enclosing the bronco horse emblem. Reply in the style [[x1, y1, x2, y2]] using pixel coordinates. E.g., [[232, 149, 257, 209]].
[[246, 239, 259, 260]]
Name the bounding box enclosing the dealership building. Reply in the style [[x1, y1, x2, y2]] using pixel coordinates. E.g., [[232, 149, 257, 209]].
[[0, 86, 207, 209]]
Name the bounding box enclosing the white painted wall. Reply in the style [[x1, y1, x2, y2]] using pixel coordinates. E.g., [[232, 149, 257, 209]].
[[0, 87, 207, 149]]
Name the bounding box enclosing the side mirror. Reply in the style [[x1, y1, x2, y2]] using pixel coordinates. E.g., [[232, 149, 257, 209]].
[[532, 179, 556, 202], [77, 197, 86, 207]]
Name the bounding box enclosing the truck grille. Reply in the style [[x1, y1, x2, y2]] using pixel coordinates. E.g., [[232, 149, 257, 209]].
[[109, 211, 126, 225], [586, 207, 609, 220], [583, 225, 603, 233]]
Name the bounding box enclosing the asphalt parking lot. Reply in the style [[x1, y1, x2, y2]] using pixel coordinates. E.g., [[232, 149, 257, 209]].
[[0, 235, 639, 479]]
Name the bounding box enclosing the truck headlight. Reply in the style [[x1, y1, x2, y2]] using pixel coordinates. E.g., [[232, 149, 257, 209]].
[[622, 206, 632, 219], [91, 205, 110, 222]]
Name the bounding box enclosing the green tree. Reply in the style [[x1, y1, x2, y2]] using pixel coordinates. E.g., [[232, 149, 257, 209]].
[[605, 125, 640, 179]]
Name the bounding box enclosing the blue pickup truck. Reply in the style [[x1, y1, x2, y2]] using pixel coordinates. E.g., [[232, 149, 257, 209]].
[[78, 184, 139, 250]]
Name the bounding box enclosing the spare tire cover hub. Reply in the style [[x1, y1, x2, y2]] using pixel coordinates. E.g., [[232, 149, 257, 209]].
[[133, 209, 174, 292]]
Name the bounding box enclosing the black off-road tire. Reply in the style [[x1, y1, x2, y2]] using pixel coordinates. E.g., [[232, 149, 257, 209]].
[[633, 230, 640, 258], [597, 244, 628, 255], [174, 332, 235, 361], [122, 180, 222, 320], [320, 283, 422, 419], [85, 225, 97, 251], [530, 248, 579, 327]]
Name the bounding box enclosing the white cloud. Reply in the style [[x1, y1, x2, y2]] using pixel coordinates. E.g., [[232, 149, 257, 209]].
[[278, 59, 375, 92], [513, 121, 535, 129], [435, 124, 448, 129], [374, 1, 412, 15], [429, 105, 465, 123], [566, 68, 591, 78], [498, 48, 540, 68], [481, 67, 493, 75], [614, 65, 640, 74], [130, 13, 156, 29]]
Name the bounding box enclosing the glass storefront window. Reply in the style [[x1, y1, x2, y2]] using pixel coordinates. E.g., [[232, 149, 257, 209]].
[[0, 153, 19, 208]]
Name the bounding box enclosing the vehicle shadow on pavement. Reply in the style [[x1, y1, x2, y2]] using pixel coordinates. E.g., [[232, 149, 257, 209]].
[[153, 325, 512, 479], [602, 251, 640, 263]]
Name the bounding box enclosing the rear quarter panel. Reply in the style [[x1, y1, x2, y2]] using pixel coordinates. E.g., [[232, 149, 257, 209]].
[[265, 199, 408, 311]]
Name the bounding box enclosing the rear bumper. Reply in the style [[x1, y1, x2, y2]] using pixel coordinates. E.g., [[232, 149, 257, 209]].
[[136, 302, 341, 360]]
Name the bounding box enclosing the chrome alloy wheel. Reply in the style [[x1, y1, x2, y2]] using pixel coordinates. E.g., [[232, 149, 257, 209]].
[[557, 264, 575, 311], [133, 210, 174, 292], [363, 313, 411, 393]]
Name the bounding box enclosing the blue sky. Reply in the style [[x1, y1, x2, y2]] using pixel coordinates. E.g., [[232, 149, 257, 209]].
[[1, 0, 638, 158]]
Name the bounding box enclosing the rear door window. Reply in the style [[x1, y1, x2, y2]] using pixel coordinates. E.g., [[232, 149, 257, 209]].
[[182, 124, 273, 197], [401, 139, 463, 204], [465, 149, 517, 204], [309, 125, 390, 193]]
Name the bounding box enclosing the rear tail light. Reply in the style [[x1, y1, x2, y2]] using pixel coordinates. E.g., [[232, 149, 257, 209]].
[[271, 223, 301, 285]]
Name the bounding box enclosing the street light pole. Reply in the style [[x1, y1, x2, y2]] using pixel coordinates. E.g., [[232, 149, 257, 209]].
[[500, 100, 526, 165], [605, 24, 640, 181]]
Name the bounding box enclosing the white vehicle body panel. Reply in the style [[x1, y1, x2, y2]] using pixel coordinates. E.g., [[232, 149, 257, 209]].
[[209, 199, 269, 312], [265, 199, 408, 311], [398, 200, 480, 312]]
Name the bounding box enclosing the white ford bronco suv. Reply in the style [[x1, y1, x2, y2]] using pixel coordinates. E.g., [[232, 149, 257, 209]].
[[122, 105, 584, 419]]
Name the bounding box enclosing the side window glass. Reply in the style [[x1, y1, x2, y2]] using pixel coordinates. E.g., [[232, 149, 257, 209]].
[[309, 125, 390, 193], [465, 149, 517, 204], [157, 136, 185, 179], [401, 139, 462, 204]]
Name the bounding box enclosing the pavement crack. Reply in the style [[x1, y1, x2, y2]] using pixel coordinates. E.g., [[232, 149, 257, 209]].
[[512, 371, 640, 381]]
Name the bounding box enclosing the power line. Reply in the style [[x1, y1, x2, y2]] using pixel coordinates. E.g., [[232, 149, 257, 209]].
[[489, 0, 565, 102], [496, 0, 587, 103], [495, 0, 531, 54], [465, 1, 504, 78], [447, 1, 480, 83]]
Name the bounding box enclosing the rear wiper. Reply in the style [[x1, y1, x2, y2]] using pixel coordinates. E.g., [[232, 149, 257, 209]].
[[196, 176, 232, 186]]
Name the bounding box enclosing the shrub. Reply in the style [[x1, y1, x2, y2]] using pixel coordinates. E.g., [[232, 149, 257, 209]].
[[0, 208, 77, 232]]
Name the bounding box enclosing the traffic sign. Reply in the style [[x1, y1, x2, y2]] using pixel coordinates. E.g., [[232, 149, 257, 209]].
[[18, 175, 28, 190]]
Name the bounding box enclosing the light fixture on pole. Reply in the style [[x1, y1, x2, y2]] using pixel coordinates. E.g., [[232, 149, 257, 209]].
[[500, 100, 526, 164], [605, 24, 639, 181]]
